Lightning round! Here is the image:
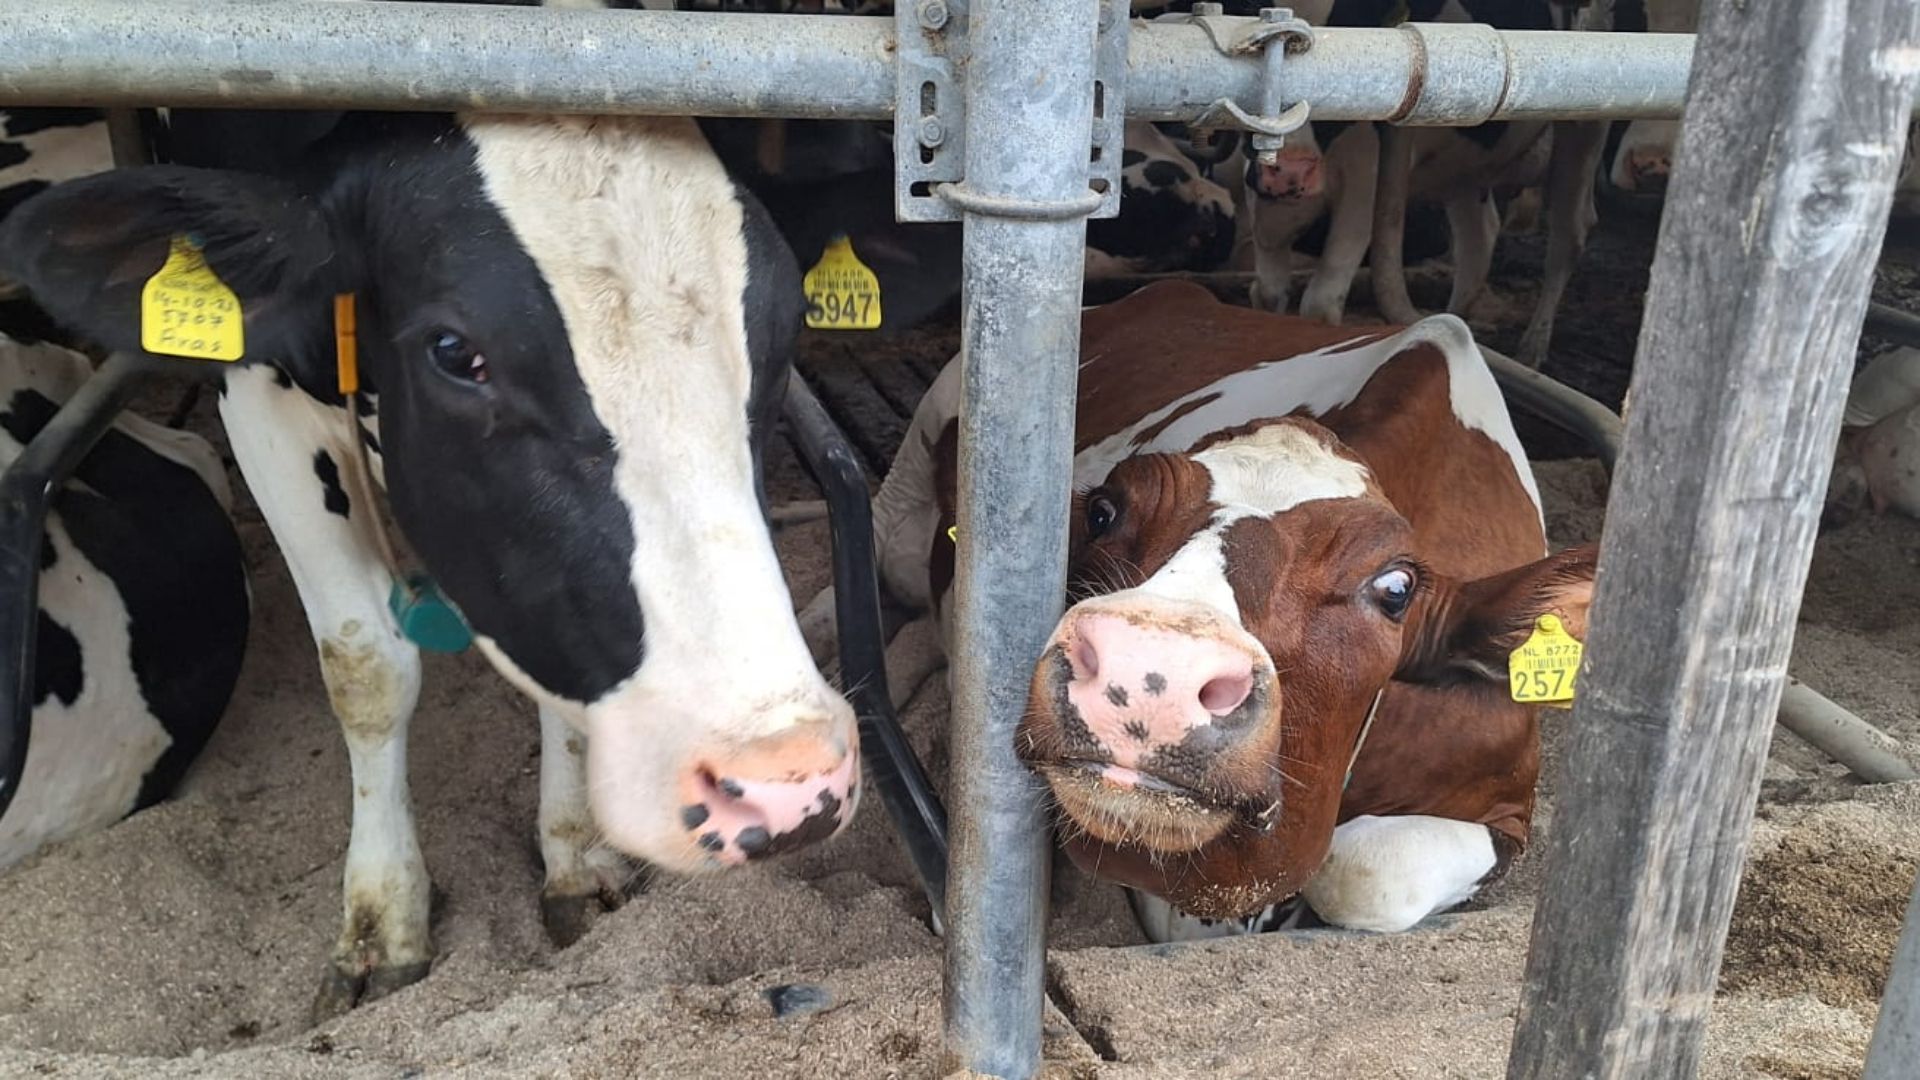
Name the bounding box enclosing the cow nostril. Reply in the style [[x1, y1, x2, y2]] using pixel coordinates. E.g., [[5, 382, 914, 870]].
[[1069, 634, 1100, 683], [1199, 673, 1253, 715]]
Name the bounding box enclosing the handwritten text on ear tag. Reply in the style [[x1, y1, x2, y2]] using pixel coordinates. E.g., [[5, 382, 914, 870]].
[[141, 236, 244, 362], [803, 235, 882, 331], [1509, 613, 1582, 709]]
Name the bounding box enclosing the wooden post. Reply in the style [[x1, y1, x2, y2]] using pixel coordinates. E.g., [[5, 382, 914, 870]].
[[1506, 2, 1920, 1078]]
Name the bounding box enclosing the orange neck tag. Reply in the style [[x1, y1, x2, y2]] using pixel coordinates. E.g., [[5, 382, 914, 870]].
[[334, 293, 359, 396]]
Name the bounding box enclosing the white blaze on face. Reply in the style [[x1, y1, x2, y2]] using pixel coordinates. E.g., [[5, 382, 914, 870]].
[[1128, 423, 1372, 627], [464, 114, 852, 865]]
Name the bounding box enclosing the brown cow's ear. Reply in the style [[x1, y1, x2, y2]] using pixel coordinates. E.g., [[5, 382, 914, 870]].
[[1394, 544, 1599, 685]]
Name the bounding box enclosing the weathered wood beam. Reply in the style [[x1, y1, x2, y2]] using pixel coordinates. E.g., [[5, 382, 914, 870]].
[[1506, 2, 1920, 1078]]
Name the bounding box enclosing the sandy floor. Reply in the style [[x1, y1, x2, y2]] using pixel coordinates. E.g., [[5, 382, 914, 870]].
[[0, 386, 1914, 1077]]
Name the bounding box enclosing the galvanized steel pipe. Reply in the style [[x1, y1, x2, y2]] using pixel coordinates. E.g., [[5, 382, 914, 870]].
[[941, 0, 1097, 1074], [0, 0, 1697, 124]]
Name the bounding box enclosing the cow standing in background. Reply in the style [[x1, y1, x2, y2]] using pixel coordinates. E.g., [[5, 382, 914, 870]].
[[1234, 0, 1609, 367]]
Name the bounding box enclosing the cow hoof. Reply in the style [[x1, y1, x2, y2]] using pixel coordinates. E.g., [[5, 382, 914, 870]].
[[540, 889, 621, 949], [540, 858, 651, 948], [310, 958, 432, 1024]]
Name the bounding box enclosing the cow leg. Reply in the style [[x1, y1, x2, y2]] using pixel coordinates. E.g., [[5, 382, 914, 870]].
[[1298, 145, 1378, 324], [1443, 188, 1500, 317], [1299, 814, 1498, 933], [218, 366, 430, 1019], [1515, 119, 1608, 367], [1369, 123, 1423, 326], [536, 704, 638, 947]]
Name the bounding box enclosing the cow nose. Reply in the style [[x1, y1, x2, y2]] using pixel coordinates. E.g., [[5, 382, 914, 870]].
[[1629, 151, 1670, 191], [1058, 610, 1267, 768], [680, 723, 858, 866]]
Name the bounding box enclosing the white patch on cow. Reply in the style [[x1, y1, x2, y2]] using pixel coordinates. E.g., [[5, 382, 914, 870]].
[[466, 114, 853, 865], [1194, 421, 1370, 516], [0, 114, 113, 192], [1132, 527, 1244, 627], [1299, 814, 1496, 933], [1075, 314, 1544, 538], [0, 519, 165, 869]]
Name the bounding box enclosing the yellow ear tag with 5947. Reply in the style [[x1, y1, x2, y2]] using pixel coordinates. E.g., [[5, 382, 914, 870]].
[[1509, 613, 1582, 709], [803, 234, 882, 331], [141, 236, 244, 362]]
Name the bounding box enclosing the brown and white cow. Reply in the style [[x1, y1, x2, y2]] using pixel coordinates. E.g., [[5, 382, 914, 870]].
[[802, 280, 1596, 941]]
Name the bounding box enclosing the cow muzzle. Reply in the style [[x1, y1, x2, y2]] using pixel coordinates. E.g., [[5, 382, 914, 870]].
[[1018, 596, 1279, 853], [1250, 147, 1325, 200], [587, 690, 860, 872]]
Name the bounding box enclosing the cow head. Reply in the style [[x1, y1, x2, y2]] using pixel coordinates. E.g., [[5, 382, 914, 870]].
[[1016, 417, 1596, 918], [0, 112, 859, 873], [1086, 123, 1237, 274]]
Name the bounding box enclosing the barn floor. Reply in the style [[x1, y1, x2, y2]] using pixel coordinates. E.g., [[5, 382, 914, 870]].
[[1, 202, 1918, 1079]]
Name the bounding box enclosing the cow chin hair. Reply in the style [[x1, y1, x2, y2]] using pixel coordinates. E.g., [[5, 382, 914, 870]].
[[1041, 766, 1236, 855]]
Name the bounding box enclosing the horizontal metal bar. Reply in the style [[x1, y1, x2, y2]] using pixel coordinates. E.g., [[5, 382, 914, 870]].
[[1776, 679, 1919, 785], [0, 1, 1698, 124]]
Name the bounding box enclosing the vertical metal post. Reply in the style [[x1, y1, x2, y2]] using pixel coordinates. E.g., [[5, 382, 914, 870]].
[[1864, 865, 1920, 1079], [940, 0, 1099, 1075]]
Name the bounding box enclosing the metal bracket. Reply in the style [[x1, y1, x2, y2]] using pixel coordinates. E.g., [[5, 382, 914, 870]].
[[893, 0, 1129, 223], [1182, 4, 1314, 166]]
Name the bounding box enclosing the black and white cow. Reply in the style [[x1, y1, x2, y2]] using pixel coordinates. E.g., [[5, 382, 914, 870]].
[[0, 330, 250, 872], [1233, 0, 1607, 366], [708, 117, 1240, 332], [1, 4, 861, 1016]]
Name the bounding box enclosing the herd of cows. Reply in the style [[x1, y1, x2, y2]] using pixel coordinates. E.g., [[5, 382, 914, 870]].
[[0, 0, 1914, 1026]]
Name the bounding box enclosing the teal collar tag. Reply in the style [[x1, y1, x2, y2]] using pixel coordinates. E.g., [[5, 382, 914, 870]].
[[389, 573, 473, 653]]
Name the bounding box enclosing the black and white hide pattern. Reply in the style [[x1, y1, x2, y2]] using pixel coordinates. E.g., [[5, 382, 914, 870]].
[[0, 0, 866, 1020], [0, 332, 250, 871], [709, 117, 1241, 333]]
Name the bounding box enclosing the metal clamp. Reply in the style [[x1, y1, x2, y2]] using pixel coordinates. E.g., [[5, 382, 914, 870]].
[[893, 0, 1129, 223], [1185, 5, 1315, 166]]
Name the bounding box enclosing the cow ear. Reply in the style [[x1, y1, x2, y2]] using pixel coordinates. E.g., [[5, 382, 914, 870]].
[[1394, 544, 1599, 685], [0, 165, 346, 372]]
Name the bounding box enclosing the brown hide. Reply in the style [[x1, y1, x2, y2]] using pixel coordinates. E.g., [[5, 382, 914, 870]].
[[926, 281, 1550, 916]]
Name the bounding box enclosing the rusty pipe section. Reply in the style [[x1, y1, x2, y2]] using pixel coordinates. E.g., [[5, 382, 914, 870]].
[[0, 1, 1699, 125]]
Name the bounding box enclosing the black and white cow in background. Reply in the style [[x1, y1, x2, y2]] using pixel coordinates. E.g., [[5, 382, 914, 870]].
[[1, 107, 251, 870], [1225, 0, 1609, 367], [0, 327, 250, 872], [1, 0, 861, 1018], [706, 116, 1241, 332]]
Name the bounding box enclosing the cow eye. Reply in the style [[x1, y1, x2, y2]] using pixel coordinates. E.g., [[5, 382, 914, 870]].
[[426, 329, 489, 384], [1368, 566, 1416, 621], [1086, 493, 1121, 539]]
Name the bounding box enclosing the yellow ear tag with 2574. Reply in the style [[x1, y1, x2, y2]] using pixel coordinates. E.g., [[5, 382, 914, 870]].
[[141, 235, 245, 362], [803, 234, 882, 331], [1509, 613, 1582, 709]]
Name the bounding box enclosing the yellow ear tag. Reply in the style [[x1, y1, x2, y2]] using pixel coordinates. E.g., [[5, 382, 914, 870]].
[[946, 525, 957, 543], [1509, 613, 1582, 709], [803, 234, 882, 331], [334, 293, 359, 396], [140, 235, 245, 362]]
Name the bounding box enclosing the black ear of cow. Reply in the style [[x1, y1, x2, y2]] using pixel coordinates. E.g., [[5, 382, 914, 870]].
[[0, 165, 346, 373]]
